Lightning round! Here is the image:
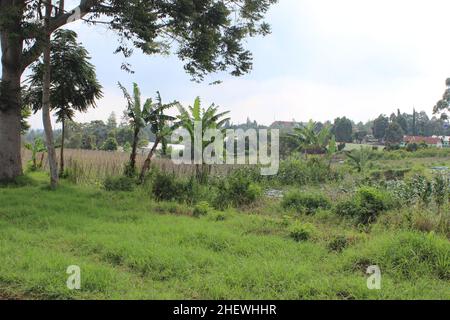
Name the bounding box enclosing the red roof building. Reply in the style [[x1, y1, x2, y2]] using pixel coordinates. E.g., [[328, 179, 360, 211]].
[[402, 136, 442, 146]]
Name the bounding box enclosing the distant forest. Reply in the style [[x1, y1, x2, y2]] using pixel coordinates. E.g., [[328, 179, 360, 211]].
[[23, 108, 450, 151]]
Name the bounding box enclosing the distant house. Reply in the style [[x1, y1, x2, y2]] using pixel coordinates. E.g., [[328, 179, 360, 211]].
[[441, 136, 450, 148], [401, 136, 443, 148]]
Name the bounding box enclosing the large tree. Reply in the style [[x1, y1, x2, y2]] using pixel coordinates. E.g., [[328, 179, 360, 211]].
[[385, 121, 404, 145], [0, 0, 277, 182], [434, 78, 450, 120], [25, 29, 102, 175], [332, 117, 353, 143], [372, 114, 389, 142]]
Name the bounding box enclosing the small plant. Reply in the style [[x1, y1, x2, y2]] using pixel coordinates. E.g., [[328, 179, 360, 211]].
[[433, 174, 448, 213], [334, 186, 393, 224], [151, 172, 180, 201], [327, 235, 349, 253], [24, 138, 47, 171], [104, 176, 135, 191], [151, 172, 200, 204], [345, 147, 370, 173], [281, 190, 331, 214], [288, 222, 317, 242], [193, 201, 210, 217], [212, 170, 262, 209]]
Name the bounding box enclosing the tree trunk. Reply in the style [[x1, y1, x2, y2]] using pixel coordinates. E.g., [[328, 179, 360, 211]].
[[42, 2, 58, 189], [0, 8, 24, 182], [59, 116, 65, 175], [129, 127, 140, 174], [0, 107, 22, 181], [139, 137, 160, 183]]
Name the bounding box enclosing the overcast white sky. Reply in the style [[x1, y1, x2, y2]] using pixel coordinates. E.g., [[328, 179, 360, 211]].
[[26, 0, 450, 129]]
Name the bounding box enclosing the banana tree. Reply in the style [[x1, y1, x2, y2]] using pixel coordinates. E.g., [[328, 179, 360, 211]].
[[118, 82, 151, 176], [24, 138, 47, 171], [290, 120, 335, 157], [344, 147, 370, 173], [177, 97, 230, 182], [139, 92, 179, 182]]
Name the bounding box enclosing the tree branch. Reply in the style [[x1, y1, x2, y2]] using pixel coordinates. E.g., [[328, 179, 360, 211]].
[[21, 0, 98, 71]]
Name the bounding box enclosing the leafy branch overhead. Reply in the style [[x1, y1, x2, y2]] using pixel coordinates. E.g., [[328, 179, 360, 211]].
[[2, 0, 277, 80]]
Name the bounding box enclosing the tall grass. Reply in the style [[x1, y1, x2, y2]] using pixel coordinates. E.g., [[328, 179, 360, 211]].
[[21, 148, 249, 184]]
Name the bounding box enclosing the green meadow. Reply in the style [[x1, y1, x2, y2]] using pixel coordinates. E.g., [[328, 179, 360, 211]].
[[0, 172, 448, 300]]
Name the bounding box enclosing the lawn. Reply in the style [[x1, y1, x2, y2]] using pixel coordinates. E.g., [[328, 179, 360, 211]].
[[0, 173, 448, 300]]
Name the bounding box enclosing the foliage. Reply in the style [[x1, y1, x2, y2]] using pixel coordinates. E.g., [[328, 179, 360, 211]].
[[101, 136, 119, 151], [372, 115, 389, 140], [345, 147, 370, 173], [433, 174, 449, 211], [288, 222, 317, 242], [277, 156, 341, 185], [327, 235, 350, 253], [151, 171, 201, 204], [335, 187, 393, 224], [433, 78, 450, 119], [118, 82, 178, 176], [193, 201, 211, 218], [281, 190, 331, 214], [24, 138, 47, 171], [289, 120, 335, 155], [385, 121, 404, 145], [333, 117, 353, 143], [212, 170, 262, 209], [177, 97, 230, 182], [104, 176, 135, 192], [25, 29, 103, 123]]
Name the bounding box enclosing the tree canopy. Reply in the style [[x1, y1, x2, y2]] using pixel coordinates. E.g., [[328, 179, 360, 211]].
[[1, 0, 277, 82]]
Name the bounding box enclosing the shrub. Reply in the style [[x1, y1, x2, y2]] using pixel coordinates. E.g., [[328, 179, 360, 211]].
[[334, 186, 393, 224], [151, 172, 200, 203], [193, 201, 210, 217], [281, 190, 331, 214], [433, 174, 449, 211], [103, 176, 135, 192], [277, 156, 341, 186], [327, 235, 350, 252], [151, 172, 179, 201], [288, 222, 317, 242], [212, 170, 262, 209]]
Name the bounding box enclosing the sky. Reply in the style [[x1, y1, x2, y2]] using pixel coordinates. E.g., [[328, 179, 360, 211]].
[[26, 0, 450, 129]]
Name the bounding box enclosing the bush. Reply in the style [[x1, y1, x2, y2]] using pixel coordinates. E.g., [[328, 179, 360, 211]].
[[288, 222, 317, 242], [281, 190, 331, 214], [334, 186, 393, 224], [277, 156, 341, 186], [151, 172, 200, 204], [327, 235, 350, 252], [104, 176, 135, 192], [193, 201, 210, 217], [212, 170, 262, 209]]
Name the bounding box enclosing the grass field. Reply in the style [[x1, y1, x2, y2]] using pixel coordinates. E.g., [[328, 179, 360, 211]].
[[0, 172, 448, 300]]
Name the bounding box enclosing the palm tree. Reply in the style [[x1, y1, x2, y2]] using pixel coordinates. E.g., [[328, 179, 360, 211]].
[[177, 97, 230, 182], [25, 29, 102, 176], [119, 83, 178, 180], [290, 120, 334, 157]]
